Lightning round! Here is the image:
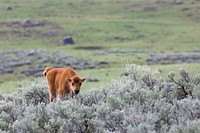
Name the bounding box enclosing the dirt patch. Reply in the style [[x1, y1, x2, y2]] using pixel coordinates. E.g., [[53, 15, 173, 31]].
[[75, 46, 103, 50]]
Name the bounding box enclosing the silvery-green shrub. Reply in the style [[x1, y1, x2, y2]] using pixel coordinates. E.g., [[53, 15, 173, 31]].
[[0, 64, 200, 132]]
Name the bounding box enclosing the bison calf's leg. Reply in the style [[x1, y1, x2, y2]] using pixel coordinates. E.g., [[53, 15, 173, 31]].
[[58, 91, 64, 102], [50, 94, 56, 103], [48, 84, 57, 103]]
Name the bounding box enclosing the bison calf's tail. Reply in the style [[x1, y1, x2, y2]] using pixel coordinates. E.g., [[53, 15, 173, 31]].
[[43, 67, 53, 77]]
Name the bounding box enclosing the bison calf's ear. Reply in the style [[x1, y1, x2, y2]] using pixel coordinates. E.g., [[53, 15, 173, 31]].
[[81, 78, 86, 82], [66, 79, 72, 82]]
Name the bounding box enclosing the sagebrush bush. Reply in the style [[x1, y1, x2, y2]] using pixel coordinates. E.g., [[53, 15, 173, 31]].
[[0, 64, 200, 133]]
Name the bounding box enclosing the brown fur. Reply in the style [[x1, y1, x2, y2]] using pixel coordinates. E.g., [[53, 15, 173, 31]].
[[43, 67, 85, 103]]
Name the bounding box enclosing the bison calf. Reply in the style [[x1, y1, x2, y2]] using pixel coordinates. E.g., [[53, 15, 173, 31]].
[[43, 67, 85, 103]]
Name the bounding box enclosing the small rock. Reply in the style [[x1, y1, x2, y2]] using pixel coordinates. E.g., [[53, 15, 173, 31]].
[[181, 8, 189, 11], [98, 61, 109, 65], [27, 50, 37, 56], [136, 34, 145, 39], [34, 21, 46, 26], [114, 36, 130, 41], [114, 36, 122, 40], [5, 6, 12, 10], [21, 19, 32, 27], [143, 5, 157, 11], [62, 36, 75, 45], [120, 72, 129, 77], [86, 77, 99, 82], [172, 0, 183, 5]]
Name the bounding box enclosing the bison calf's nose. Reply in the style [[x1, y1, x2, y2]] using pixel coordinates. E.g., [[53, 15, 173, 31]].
[[75, 90, 80, 95]]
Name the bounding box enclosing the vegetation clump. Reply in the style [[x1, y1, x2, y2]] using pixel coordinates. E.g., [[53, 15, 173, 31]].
[[0, 64, 200, 133]]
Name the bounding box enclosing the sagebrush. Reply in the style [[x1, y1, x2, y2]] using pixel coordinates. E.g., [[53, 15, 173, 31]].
[[0, 64, 200, 133]]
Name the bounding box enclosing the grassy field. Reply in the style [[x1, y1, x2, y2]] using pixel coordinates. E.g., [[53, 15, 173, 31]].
[[0, 0, 200, 93]]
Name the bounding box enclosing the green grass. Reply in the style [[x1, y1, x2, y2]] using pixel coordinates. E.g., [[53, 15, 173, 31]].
[[0, 0, 200, 92], [0, 77, 31, 93], [152, 63, 200, 79], [0, 0, 200, 52], [0, 67, 124, 93], [2, 63, 200, 94], [77, 67, 124, 91]]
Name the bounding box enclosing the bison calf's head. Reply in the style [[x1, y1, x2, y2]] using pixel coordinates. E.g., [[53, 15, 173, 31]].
[[67, 76, 85, 97]]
